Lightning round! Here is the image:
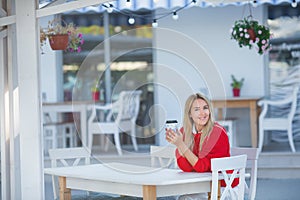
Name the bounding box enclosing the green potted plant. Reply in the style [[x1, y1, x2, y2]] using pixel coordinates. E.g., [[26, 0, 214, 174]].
[[230, 75, 244, 97], [230, 17, 272, 55], [40, 19, 84, 52], [91, 81, 100, 101]]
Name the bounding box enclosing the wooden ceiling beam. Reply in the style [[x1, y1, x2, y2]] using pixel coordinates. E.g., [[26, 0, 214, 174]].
[[0, 15, 16, 26]]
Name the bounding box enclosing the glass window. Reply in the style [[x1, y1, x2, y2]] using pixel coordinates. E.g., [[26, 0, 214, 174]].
[[267, 5, 300, 143], [62, 11, 155, 147], [268, 5, 300, 96]]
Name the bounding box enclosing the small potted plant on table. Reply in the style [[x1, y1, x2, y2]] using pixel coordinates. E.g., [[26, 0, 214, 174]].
[[91, 81, 100, 101], [231, 75, 244, 97]]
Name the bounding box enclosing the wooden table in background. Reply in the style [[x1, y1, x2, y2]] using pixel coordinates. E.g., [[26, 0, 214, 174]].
[[212, 96, 262, 148], [43, 101, 102, 147]]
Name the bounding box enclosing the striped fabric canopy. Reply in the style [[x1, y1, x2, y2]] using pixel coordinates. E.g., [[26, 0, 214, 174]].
[[39, 0, 299, 11]]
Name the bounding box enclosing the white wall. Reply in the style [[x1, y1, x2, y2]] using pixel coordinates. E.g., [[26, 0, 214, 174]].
[[39, 16, 64, 103], [154, 5, 267, 146]]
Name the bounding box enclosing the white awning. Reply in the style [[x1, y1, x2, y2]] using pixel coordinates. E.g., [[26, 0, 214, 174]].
[[40, 0, 299, 12]]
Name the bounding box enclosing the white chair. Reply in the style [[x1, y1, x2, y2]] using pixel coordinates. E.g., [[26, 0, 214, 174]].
[[88, 90, 142, 155], [217, 118, 237, 147], [43, 113, 77, 156], [150, 145, 177, 168], [210, 155, 247, 200], [231, 147, 259, 200], [48, 147, 91, 200], [258, 86, 299, 153]]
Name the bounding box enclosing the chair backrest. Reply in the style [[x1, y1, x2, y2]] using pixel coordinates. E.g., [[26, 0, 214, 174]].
[[231, 147, 259, 200], [289, 85, 299, 120], [259, 85, 299, 120], [48, 147, 91, 167], [115, 90, 142, 121], [211, 155, 247, 200], [113, 90, 142, 131], [48, 147, 91, 199], [43, 112, 52, 124], [150, 145, 177, 168]]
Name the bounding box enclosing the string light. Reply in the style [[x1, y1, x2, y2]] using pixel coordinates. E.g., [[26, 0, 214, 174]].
[[107, 3, 114, 13], [152, 19, 158, 28], [101, 1, 197, 27], [252, 0, 258, 7], [172, 12, 179, 20], [126, 0, 132, 7], [291, 0, 297, 7], [128, 17, 135, 24]]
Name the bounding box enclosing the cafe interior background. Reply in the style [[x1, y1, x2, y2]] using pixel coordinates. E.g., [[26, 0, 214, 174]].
[[1, 0, 300, 199], [40, 1, 300, 147]]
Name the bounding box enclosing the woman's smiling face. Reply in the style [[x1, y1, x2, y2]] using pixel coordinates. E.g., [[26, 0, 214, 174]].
[[190, 98, 210, 130]]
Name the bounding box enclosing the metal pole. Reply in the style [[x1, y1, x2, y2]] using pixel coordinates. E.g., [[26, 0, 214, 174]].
[[104, 11, 111, 103]]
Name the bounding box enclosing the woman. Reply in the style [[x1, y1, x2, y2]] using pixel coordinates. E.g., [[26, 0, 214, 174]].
[[165, 93, 237, 199]]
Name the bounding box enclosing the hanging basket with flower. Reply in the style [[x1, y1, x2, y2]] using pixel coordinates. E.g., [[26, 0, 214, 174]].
[[230, 17, 272, 55], [40, 19, 84, 53]]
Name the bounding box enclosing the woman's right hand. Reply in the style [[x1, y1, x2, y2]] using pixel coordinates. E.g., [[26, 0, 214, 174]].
[[165, 128, 183, 146]]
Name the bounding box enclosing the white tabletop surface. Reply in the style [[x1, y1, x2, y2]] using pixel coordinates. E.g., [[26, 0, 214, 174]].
[[44, 162, 212, 186]]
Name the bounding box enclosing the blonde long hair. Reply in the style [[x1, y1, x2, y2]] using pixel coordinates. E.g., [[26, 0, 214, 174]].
[[183, 93, 215, 151]]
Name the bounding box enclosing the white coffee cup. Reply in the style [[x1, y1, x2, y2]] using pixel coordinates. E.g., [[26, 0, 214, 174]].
[[165, 120, 178, 132]]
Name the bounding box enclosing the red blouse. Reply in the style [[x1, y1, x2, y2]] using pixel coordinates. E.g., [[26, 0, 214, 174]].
[[176, 122, 238, 187]]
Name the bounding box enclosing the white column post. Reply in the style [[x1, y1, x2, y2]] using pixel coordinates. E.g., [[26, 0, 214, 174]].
[[15, 0, 44, 199], [0, 28, 11, 200]]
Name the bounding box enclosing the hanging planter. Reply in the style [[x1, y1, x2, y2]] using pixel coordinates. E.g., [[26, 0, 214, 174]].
[[230, 17, 272, 55], [247, 28, 256, 42], [48, 34, 69, 50], [40, 19, 84, 53]]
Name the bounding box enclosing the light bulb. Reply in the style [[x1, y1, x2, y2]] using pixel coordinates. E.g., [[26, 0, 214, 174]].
[[128, 17, 135, 25], [252, 0, 258, 7], [291, 0, 297, 7], [126, 0, 132, 7], [107, 4, 113, 13], [172, 12, 179, 20], [192, 0, 197, 5], [152, 19, 158, 28], [114, 26, 122, 32]]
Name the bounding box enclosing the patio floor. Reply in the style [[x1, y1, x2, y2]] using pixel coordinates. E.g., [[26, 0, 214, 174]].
[[44, 178, 300, 200]]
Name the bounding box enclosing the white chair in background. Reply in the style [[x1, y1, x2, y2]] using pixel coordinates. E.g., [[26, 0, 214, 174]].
[[217, 119, 237, 147], [258, 86, 299, 153], [48, 147, 91, 200], [43, 113, 77, 156], [150, 145, 177, 168], [210, 155, 247, 200], [231, 147, 259, 200], [88, 90, 142, 155]]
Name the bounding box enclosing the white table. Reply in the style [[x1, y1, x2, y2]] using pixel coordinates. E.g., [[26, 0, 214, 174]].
[[43, 101, 101, 147], [44, 162, 215, 200]]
